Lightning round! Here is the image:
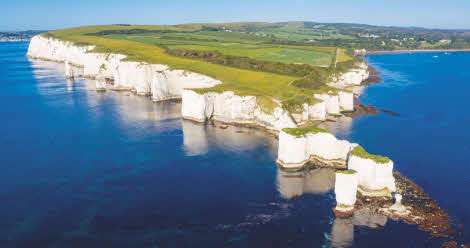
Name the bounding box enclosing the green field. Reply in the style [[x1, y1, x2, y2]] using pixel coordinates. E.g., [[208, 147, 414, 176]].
[[106, 31, 337, 66], [45, 24, 358, 113]]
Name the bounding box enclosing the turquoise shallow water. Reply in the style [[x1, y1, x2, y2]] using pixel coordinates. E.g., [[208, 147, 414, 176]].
[[0, 42, 467, 247]]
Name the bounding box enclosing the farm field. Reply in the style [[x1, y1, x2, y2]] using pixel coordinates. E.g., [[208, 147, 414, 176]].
[[106, 32, 337, 67]]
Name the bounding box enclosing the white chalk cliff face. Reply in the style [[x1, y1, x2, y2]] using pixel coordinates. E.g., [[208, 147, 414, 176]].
[[308, 102, 327, 121], [29, 35, 398, 214], [335, 171, 359, 208], [28, 35, 371, 132], [27, 35, 220, 101], [331, 62, 370, 88], [28, 35, 299, 130], [277, 129, 397, 203], [307, 132, 356, 167], [277, 131, 309, 167], [348, 155, 396, 195], [303, 63, 369, 120], [312, 91, 354, 118], [277, 130, 356, 169], [181, 89, 296, 131]]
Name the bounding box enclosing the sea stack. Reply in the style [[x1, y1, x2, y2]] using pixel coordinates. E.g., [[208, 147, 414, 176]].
[[334, 170, 359, 215], [64, 61, 74, 79], [348, 146, 396, 197], [388, 193, 410, 215]]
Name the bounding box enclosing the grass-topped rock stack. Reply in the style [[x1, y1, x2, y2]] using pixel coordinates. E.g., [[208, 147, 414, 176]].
[[334, 170, 359, 214], [348, 146, 396, 197], [277, 126, 356, 169]]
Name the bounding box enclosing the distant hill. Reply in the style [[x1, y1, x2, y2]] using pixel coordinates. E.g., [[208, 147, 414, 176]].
[[195, 21, 470, 51]]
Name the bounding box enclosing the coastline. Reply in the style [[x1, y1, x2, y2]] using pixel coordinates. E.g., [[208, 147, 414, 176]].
[[26, 34, 459, 243], [368, 48, 470, 55]]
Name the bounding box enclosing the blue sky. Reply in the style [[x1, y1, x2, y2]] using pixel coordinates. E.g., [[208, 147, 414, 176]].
[[2, 0, 469, 31]]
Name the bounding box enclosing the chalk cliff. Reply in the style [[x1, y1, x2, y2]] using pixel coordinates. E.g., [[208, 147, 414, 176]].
[[28, 35, 369, 131], [181, 89, 297, 131], [335, 170, 359, 210], [331, 62, 370, 88], [27, 35, 220, 101], [348, 150, 396, 196], [28, 34, 397, 218], [307, 132, 356, 167], [277, 129, 356, 169], [312, 91, 355, 117], [277, 128, 397, 208]]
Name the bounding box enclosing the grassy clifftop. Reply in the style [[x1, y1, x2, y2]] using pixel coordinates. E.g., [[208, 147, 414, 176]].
[[282, 126, 328, 137], [351, 146, 391, 164], [45, 24, 358, 113]]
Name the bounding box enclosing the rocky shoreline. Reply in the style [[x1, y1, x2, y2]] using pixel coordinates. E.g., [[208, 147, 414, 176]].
[[342, 171, 453, 237]]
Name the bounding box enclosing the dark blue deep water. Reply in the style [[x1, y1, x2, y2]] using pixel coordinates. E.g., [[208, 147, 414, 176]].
[[0, 42, 467, 247]]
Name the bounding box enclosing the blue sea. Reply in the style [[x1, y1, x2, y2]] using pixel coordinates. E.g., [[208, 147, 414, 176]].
[[0, 42, 468, 247]]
